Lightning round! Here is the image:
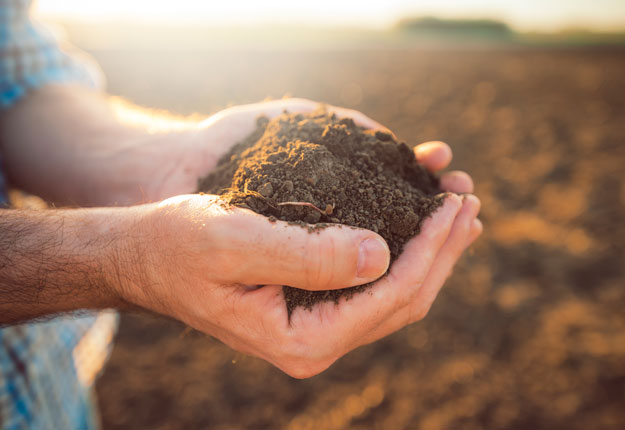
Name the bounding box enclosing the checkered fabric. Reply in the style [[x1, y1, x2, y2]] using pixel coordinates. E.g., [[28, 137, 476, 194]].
[[0, 0, 103, 108], [1, 1, 117, 429], [0, 312, 118, 430]]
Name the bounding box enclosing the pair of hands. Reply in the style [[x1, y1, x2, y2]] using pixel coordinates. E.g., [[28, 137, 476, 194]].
[[115, 99, 482, 378]]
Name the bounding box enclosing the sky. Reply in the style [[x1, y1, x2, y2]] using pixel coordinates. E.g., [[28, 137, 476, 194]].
[[35, 0, 625, 32]]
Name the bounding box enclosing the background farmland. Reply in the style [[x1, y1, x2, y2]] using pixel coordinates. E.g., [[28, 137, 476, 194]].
[[80, 43, 625, 429], [19, 13, 619, 428]]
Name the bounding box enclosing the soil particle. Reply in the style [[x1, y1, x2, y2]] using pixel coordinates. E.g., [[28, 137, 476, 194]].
[[198, 108, 443, 315], [258, 182, 274, 197]]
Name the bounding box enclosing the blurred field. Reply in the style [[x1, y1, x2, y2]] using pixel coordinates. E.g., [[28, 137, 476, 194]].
[[93, 47, 625, 429]]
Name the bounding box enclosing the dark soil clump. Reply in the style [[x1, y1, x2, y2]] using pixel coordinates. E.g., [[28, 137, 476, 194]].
[[197, 109, 443, 314]]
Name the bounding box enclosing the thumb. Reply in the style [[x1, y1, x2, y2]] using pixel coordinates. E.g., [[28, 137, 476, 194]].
[[215, 209, 390, 291]]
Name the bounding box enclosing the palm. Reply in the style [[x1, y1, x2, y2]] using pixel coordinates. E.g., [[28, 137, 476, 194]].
[[206, 190, 477, 377]]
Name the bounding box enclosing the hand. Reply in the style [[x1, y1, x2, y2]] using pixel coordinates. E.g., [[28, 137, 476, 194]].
[[146, 98, 398, 202], [116, 132, 481, 379]]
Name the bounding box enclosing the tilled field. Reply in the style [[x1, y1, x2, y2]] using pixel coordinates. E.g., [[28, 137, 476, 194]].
[[95, 48, 625, 430]]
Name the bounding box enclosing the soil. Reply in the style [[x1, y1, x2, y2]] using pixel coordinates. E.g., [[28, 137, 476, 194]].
[[197, 110, 443, 313], [96, 48, 625, 430]]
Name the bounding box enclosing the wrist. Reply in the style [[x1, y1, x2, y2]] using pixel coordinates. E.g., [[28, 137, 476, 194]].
[[98, 204, 157, 310], [65, 207, 133, 310], [101, 201, 190, 318]]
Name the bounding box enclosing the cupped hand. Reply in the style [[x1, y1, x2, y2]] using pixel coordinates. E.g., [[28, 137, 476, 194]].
[[120, 146, 480, 379], [128, 98, 481, 378]]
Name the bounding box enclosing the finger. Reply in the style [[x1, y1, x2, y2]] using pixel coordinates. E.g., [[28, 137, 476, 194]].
[[234, 98, 320, 119], [197, 99, 317, 152], [287, 194, 463, 333], [210, 98, 393, 140], [414, 141, 452, 172], [275, 99, 388, 133], [286, 194, 461, 315], [439, 170, 474, 194], [213, 208, 390, 291], [386, 193, 463, 292], [324, 105, 392, 134], [359, 195, 480, 345], [271, 98, 388, 133], [466, 218, 483, 247], [408, 195, 481, 318], [265, 194, 464, 372], [228, 98, 385, 131]]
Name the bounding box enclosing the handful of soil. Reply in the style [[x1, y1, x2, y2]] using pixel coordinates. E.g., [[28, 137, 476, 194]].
[[198, 108, 444, 315]]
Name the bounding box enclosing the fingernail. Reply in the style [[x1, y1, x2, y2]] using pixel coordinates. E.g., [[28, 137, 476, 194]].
[[357, 237, 390, 279]]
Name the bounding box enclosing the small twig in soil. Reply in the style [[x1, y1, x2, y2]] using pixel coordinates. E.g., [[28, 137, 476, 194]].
[[237, 191, 335, 217]]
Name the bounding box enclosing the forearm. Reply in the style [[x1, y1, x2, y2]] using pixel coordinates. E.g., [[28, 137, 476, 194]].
[[0, 85, 215, 206], [0, 207, 133, 324]]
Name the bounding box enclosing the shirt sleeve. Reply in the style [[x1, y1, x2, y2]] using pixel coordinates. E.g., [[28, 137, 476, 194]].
[[0, 0, 104, 109]]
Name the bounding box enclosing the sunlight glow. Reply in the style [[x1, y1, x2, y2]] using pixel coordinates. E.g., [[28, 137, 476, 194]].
[[35, 0, 625, 32]]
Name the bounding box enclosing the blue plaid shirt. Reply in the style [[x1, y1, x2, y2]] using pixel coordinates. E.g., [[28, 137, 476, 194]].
[[1, 1, 117, 429]]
